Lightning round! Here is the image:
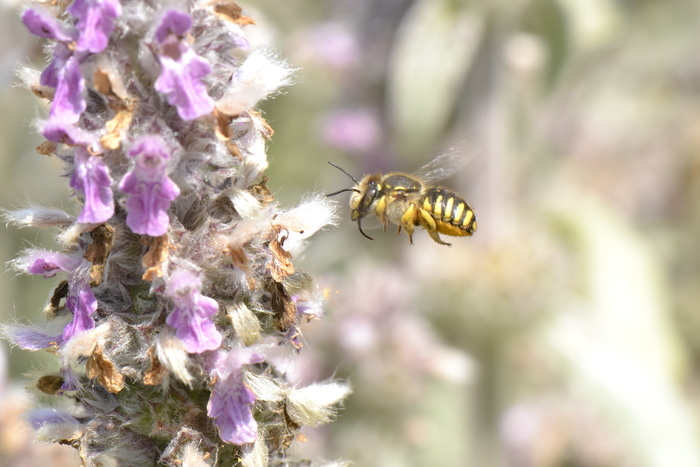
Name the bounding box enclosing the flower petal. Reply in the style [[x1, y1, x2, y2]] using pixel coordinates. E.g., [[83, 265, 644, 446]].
[[62, 278, 97, 341], [208, 347, 265, 445], [155, 47, 214, 120], [70, 147, 114, 224], [18, 250, 83, 277], [0, 324, 62, 351], [22, 9, 74, 42], [40, 44, 72, 88], [27, 408, 80, 430], [40, 120, 98, 146], [155, 10, 191, 44], [68, 0, 121, 53], [209, 383, 257, 444], [153, 12, 213, 120], [164, 269, 222, 353], [49, 54, 86, 124], [118, 136, 180, 236]]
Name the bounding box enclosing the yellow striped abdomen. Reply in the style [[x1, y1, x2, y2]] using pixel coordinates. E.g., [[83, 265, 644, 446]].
[[421, 188, 477, 237]]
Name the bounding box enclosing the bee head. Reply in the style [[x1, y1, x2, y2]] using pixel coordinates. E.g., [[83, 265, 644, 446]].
[[326, 162, 379, 241], [349, 175, 381, 221]]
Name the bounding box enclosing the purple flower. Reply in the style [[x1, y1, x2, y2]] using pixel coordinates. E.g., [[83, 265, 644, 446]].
[[321, 108, 381, 153], [1, 324, 62, 351], [27, 408, 80, 430], [22, 250, 84, 278], [16, 250, 97, 341], [292, 294, 324, 320], [308, 24, 359, 70], [154, 11, 214, 120], [62, 277, 97, 341], [40, 120, 98, 146], [22, 9, 74, 42], [50, 54, 86, 124], [10, 2, 352, 463], [118, 136, 180, 236], [60, 366, 80, 391], [207, 347, 264, 445], [70, 147, 114, 224], [68, 0, 121, 53], [24, 9, 86, 126], [23, 7, 88, 128], [40, 44, 71, 89], [164, 269, 222, 353], [155, 49, 214, 120], [38, 46, 87, 139], [155, 9, 191, 42]]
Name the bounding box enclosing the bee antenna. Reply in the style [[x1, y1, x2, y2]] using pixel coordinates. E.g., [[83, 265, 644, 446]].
[[326, 188, 360, 197], [356, 218, 374, 241], [328, 161, 359, 184]]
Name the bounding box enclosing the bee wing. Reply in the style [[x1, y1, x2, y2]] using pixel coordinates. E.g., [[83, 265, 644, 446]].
[[412, 149, 471, 184]]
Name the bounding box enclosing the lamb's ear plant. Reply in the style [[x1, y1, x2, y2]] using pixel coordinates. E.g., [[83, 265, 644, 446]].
[[3, 1, 350, 465]]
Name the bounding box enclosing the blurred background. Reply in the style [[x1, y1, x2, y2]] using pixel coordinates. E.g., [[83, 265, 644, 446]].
[[2, 0, 700, 465]]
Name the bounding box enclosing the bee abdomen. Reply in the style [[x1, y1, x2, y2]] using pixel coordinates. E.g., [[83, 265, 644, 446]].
[[422, 188, 477, 234]]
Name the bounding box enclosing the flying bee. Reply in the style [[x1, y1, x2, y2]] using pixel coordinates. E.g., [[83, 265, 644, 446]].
[[327, 153, 477, 246]]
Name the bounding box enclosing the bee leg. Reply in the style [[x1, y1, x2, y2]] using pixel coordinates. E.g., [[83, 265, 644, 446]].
[[418, 208, 451, 246], [427, 229, 452, 246], [375, 197, 388, 227], [418, 208, 437, 230], [402, 223, 415, 244], [400, 205, 418, 245]]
